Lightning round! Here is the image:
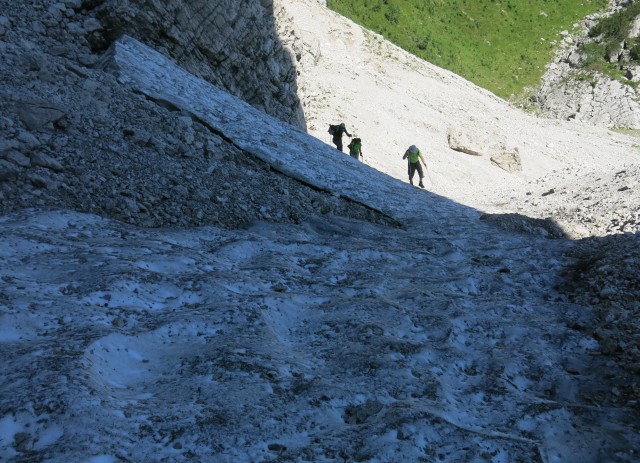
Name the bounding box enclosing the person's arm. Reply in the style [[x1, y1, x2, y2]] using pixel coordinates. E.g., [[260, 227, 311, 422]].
[[420, 153, 427, 167], [402, 151, 408, 160], [346, 128, 352, 137]]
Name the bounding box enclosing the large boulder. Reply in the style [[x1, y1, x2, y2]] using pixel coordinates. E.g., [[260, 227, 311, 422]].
[[490, 147, 522, 173], [446, 126, 490, 156]]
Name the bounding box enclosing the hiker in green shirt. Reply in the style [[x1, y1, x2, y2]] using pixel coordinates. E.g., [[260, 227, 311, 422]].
[[347, 136, 363, 161], [402, 145, 427, 188]]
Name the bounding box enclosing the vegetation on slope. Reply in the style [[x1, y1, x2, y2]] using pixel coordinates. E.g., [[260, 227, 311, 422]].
[[327, 0, 608, 100], [578, 1, 640, 82]]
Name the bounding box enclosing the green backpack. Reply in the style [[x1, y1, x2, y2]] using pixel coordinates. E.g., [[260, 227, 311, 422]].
[[348, 138, 361, 155]]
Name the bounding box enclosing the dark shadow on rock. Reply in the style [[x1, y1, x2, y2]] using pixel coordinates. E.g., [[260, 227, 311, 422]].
[[479, 212, 569, 239], [479, 211, 640, 407], [87, 0, 306, 129], [556, 231, 640, 409]]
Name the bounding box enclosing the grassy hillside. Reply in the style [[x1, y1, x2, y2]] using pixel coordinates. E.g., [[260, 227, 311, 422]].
[[327, 0, 608, 100]]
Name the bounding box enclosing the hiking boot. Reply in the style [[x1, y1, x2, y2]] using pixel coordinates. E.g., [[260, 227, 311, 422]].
[[419, 181, 425, 188], [410, 179, 413, 186]]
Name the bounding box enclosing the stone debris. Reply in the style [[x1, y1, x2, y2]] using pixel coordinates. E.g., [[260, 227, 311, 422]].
[[535, 0, 640, 129]]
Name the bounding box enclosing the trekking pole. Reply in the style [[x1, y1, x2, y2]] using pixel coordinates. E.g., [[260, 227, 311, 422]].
[[423, 162, 434, 185]]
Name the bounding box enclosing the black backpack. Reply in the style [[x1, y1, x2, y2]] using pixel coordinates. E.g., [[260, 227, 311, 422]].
[[328, 124, 340, 136]]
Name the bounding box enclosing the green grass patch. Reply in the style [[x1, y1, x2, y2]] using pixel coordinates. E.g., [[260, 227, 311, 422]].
[[611, 128, 640, 138], [327, 0, 608, 100]]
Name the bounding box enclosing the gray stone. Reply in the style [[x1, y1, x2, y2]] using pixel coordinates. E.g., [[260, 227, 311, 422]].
[[567, 50, 585, 67], [14, 101, 67, 131], [624, 65, 640, 82], [0, 15, 8, 36], [630, 15, 640, 38], [30, 20, 46, 34], [30, 151, 64, 172], [344, 400, 384, 424], [66, 21, 85, 35], [490, 148, 522, 173], [4, 150, 31, 167], [17, 130, 41, 148], [83, 17, 102, 32], [0, 159, 20, 180], [0, 137, 20, 153], [64, 0, 82, 8], [27, 174, 49, 188], [446, 127, 487, 156]]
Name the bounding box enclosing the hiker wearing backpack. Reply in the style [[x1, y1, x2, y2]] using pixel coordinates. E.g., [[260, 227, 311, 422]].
[[347, 136, 363, 161], [328, 122, 352, 152], [403, 145, 427, 188]]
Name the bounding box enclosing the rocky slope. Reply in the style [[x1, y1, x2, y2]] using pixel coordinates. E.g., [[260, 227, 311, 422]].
[[535, 0, 640, 129], [0, 0, 638, 459], [279, 0, 639, 238], [0, 0, 389, 230]]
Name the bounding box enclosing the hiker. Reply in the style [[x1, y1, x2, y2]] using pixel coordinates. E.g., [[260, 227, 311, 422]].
[[328, 122, 352, 152], [347, 136, 363, 161], [402, 145, 427, 188]]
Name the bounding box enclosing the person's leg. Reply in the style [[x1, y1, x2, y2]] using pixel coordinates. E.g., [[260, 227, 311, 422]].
[[416, 164, 425, 188], [336, 139, 343, 152], [408, 162, 416, 185]]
